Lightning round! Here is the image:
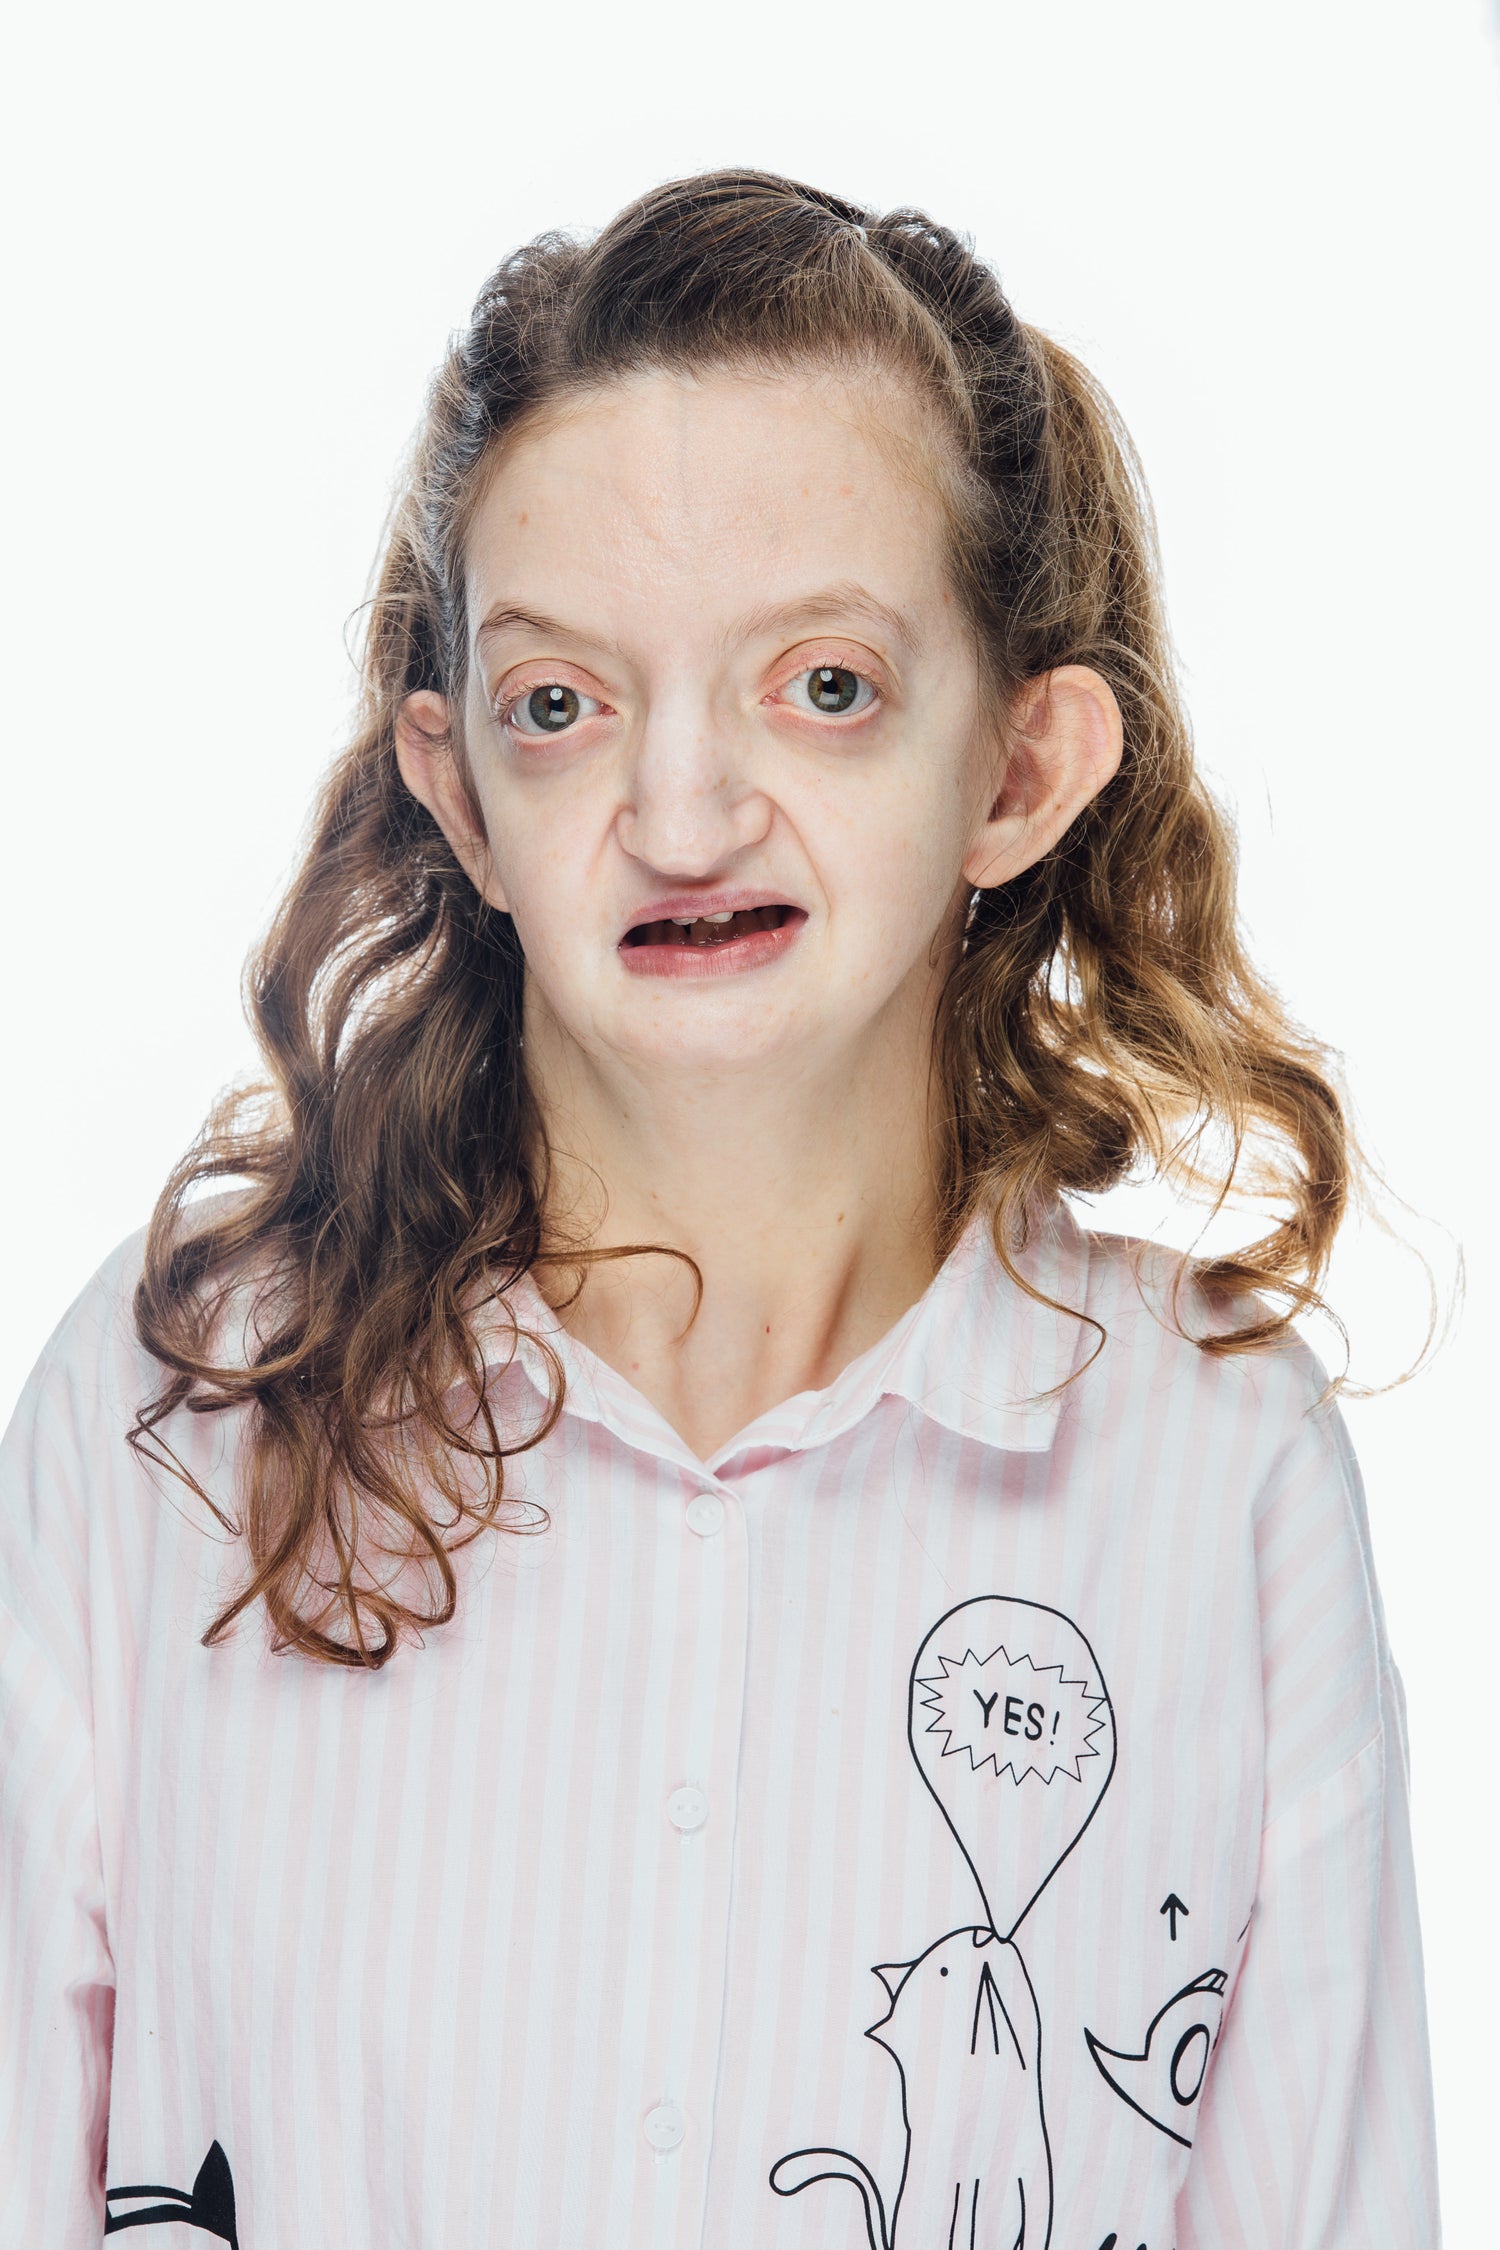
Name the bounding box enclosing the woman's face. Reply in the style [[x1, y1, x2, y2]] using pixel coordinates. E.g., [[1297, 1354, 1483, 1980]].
[[401, 364, 1099, 1088]]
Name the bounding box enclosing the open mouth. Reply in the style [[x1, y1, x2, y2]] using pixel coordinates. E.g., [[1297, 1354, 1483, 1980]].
[[622, 904, 799, 950]]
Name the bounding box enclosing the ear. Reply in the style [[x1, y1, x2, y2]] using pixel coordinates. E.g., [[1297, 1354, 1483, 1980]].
[[394, 690, 510, 912], [962, 665, 1124, 891]]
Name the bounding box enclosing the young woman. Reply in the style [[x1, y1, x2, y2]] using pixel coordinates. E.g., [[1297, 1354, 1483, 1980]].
[[1, 172, 1439, 2247]]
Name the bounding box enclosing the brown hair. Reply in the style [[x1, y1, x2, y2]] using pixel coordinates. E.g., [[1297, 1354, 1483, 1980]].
[[132, 168, 1352, 1666]]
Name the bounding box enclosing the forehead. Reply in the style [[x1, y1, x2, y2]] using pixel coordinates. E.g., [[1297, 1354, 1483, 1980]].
[[463, 364, 959, 653]]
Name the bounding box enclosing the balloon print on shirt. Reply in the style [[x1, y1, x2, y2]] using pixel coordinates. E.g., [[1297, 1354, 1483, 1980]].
[[104, 2140, 238, 2243], [770, 1594, 1117, 2250]]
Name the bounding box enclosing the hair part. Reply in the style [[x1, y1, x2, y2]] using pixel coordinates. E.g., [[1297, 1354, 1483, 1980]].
[[132, 168, 1357, 1666]]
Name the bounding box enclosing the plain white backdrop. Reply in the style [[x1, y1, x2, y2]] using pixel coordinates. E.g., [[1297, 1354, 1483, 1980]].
[[4, 0, 1496, 2233]]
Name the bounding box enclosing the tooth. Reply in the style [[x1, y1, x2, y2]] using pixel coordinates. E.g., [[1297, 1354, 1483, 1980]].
[[670, 916, 697, 926], [703, 912, 735, 923]]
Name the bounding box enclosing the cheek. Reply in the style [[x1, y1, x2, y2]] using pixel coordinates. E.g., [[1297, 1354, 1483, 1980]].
[[815, 756, 974, 954], [475, 765, 613, 938]]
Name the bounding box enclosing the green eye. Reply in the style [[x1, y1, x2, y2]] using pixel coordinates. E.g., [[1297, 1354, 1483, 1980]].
[[530, 685, 577, 729], [506, 682, 602, 737], [809, 666, 860, 713], [785, 664, 876, 718], [519, 679, 580, 733]]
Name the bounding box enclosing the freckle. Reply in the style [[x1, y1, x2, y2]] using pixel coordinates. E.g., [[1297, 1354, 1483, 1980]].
[[836, 1211, 845, 1223], [519, 511, 528, 525]]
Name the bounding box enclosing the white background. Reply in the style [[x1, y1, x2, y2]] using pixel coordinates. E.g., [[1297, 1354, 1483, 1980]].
[[4, 0, 1495, 2232]]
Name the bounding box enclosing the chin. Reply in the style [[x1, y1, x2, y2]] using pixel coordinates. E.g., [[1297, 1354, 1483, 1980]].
[[613, 1011, 809, 1075]]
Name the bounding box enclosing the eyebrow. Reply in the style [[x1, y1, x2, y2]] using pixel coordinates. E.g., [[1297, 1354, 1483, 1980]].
[[472, 582, 922, 663], [720, 583, 922, 656], [474, 603, 588, 653]]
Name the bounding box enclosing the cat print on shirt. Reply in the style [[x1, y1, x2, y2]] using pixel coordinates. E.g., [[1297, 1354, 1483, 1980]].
[[104, 2139, 238, 2243], [866, 1922, 1051, 2247], [770, 1595, 1116, 2249]]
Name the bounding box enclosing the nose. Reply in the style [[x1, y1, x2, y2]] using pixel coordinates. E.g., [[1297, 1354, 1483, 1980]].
[[614, 697, 772, 878]]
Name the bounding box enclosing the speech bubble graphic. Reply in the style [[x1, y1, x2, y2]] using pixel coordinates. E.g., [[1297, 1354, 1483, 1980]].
[[909, 1596, 1117, 1939], [914, 1642, 1111, 1786]]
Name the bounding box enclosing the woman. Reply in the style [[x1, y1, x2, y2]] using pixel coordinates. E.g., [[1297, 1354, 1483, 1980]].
[[0, 171, 1439, 2246]]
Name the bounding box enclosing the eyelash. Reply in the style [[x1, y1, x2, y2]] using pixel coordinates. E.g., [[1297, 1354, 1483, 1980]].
[[493, 652, 885, 739], [768, 660, 883, 722], [497, 679, 608, 738]]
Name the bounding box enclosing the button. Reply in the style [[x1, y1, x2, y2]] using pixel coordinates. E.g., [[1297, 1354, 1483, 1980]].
[[667, 1785, 708, 1832], [643, 2102, 686, 2151], [685, 1492, 724, 1536]]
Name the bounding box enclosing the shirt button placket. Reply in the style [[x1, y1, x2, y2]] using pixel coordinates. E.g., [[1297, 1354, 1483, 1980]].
[[667, 1785, 709, 1832], [641, 1473, 748, 2241], [644, 2101, 687, 2152], [685, 1491, 724, 1537]]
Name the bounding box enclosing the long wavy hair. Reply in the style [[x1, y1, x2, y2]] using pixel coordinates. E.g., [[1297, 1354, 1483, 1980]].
[[132, 168, 1353, 1666]]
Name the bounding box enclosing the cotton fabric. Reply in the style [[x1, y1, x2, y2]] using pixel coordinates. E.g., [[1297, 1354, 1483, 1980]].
[[0, 1203, 1440, 2246]]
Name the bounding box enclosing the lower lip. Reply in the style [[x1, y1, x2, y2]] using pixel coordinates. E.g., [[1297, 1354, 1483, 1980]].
[[617, 909, 808, 979]]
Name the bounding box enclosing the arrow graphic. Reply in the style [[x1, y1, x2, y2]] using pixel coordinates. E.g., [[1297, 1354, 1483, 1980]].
[[1160, 1892, 1189, 1940]]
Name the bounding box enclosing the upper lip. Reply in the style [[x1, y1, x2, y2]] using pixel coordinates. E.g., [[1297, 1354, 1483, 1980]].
[[620, 889, 803, 937]]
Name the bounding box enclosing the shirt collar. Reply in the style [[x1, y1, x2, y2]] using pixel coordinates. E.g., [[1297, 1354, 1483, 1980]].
[[476, 1197, 1092, 1478]]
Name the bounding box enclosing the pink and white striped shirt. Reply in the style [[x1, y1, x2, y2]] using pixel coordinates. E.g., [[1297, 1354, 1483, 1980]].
[[1, 1200, 1440, 2248]]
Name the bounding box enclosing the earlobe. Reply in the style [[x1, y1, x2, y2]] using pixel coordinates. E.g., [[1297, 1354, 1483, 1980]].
[[963, 665, 1124, 891], [394, 692, 509, 911]]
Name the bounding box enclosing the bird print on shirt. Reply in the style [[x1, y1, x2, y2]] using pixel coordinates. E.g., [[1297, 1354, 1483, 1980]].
[[1084, 1969, 1228, 2147], [770, 1595, 1118, 2249]]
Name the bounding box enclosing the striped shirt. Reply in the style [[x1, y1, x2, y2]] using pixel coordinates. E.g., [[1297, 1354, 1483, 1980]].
[[0, 1199, 1440, 2248]]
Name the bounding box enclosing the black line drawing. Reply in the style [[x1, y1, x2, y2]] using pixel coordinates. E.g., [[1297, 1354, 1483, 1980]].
[[1085, 1969, 1228, 2147], [104, 2139, 238, 2243], [770, 1594, 1118, 2248]]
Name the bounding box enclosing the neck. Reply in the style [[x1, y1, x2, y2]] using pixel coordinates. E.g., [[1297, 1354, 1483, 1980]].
[[525, 1002, 946, 1460]]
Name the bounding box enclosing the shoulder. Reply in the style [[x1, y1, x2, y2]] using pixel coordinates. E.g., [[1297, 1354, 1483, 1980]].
[[1071, 1216, 1335, 1419], [1037, 1210, 1372, 1550], [2, 1186, 261, 1500], [0, 1225, 153, 1671], [10, 1221, 154, 1426], [1071, 1212, 1386, 1641], [1, 1197, 266, 1659], [1069, 1215, 1389, 1730]]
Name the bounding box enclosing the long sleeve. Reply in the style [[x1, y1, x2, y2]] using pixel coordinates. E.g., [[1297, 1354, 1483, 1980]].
[[1175, 1385, 1441, 2246], [0, 1305, 118, 2244]]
